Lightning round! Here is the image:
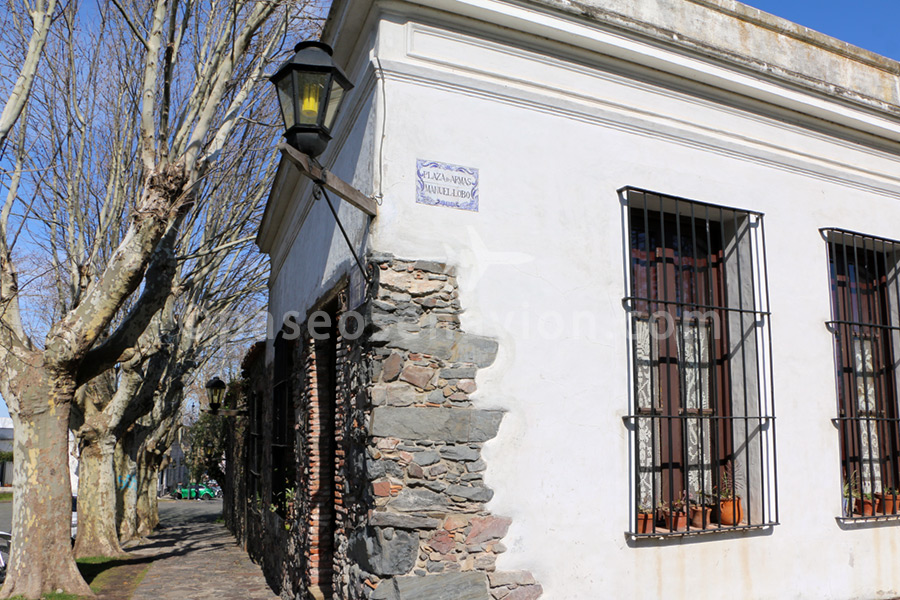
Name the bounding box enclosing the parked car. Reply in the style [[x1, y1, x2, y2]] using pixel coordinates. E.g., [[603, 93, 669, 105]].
[[207, 481, 222, 498], [175, 484, 215, 500]]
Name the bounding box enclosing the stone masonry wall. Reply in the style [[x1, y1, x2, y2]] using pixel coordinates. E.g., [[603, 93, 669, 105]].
[[228, 256, 541, 600], [351, 254, 542, 600]]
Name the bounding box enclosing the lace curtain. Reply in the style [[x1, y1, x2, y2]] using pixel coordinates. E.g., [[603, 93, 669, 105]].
[[635, 317, 713, 507], [853, 335, 882, 494]]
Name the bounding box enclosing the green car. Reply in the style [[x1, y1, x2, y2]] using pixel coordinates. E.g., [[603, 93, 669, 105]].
[[175, 484, 215, 500]]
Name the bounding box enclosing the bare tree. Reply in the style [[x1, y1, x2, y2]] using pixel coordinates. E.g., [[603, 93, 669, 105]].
[[0, 0, 318, 593], [72, 138, 273, 557]]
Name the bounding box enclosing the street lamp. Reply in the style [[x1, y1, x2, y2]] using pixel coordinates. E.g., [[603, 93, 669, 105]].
[[270, 41, 354, 158], [205, 377, 226, 413]]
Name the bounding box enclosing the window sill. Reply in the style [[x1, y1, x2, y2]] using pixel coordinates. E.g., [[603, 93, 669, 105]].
[[628, 522, 777, 540], [837, 514, 900, 525]]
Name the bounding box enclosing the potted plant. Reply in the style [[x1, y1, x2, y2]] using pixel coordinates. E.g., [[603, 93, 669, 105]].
[[855, 491, 879, 516], [658, 492, 688, 532], [876, 488, 899, 515], [689, 491, 713, 529], [717, 462, 744, 526], [637, 501, 653, 533], [844, 471, 881, 516]]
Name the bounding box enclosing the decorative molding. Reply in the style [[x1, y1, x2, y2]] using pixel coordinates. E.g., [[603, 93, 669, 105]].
[[374, 24, 900, 199]]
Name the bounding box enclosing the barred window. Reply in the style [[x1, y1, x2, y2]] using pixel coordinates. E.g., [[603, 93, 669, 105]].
[[271, 330, 296, 518], [824, 230, 900, 521], [623, 188, 777, 536]]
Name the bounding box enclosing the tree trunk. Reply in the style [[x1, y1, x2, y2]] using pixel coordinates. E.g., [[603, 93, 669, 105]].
[[134, 460, 159, 538], [1, 376, 93, 599], [74, 434, 126, 558], [114, 440, 137, 543]]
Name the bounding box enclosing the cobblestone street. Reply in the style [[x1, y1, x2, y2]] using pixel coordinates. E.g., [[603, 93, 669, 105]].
[[128, 500, 279, 600]]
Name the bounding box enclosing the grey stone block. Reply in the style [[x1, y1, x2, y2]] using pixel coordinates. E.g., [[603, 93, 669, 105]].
[[350, 528, 417, 576], [446, 484, 494, 502], [371, 407, 503, 443], [369, 512, 442, 529], [370, 327, 498, 367], [439, 445, 480, 462], [414, 259, 448, 274], [412, 451, 440, 466], [370, 326, 455, 358], [371, 572, 490, 600], [453, 334, 499, 368], [466, 459, 486, 473], [440, 367, 478, 379], [389, 488, 448, 512], [367, 459, 405, 480], [371, 382, 421, 407]]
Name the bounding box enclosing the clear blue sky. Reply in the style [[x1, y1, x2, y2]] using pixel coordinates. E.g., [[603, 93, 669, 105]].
[[742, 0, 900, 61]]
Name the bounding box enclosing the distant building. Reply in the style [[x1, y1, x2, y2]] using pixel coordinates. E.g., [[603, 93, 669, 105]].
[[226, 1, 900, 599], [159, 429, 188, 493], [0, 418, 11, 486]]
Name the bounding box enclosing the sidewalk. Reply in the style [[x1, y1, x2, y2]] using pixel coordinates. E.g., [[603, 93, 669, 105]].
[[128, 501, 279, 600]]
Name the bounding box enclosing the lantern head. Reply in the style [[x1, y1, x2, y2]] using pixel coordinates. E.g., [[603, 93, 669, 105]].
[[270, 41, 353, 157], [205, 377, 227, 412]]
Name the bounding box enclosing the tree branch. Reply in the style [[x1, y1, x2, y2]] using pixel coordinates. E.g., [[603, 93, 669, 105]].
[[75, 218, 181, 385], [0, 0, 58, 147]]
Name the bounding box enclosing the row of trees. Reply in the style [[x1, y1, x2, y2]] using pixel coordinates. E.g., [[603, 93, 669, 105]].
[[0, 0, 323, 596]]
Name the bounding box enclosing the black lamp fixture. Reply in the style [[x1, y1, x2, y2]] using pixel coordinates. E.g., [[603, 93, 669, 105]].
[[270, 41, 353, 158], [205, 377, 226, 412]]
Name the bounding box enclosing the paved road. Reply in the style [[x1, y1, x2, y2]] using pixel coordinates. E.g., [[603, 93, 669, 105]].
[[129, 499, 279, 600], [0, 500, 10, 534]]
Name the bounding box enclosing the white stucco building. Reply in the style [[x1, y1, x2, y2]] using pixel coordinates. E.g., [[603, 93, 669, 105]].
[[242, 1, 900, 599]]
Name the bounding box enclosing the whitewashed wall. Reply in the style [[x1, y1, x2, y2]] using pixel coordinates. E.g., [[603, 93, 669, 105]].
[[268, 1, 900, 598]]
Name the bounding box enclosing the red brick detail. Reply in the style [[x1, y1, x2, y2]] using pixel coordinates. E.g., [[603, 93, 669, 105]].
[[302, 294, 351, 597]]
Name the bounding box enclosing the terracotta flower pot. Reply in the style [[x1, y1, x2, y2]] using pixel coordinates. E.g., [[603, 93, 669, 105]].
[[659, 510, 688, 532], [855, 497, 879, 516], [690, 505, 713, 528], [637, 512, 653, 533], [876, 493, 898, 515], [718, 498, 744, 525]]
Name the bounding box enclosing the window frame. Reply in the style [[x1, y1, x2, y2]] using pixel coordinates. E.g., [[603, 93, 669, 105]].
[[823, 228, 900, 522], [621, 187, 778, 538]]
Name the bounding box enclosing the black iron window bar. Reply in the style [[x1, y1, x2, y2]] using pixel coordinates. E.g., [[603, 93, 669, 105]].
[[621, 187, 778, 538], [823, 228, 900, 523], [271, 331, 297, 518], [248, 391, 264, 511]]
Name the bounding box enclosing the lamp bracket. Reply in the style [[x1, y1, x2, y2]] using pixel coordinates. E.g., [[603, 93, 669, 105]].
[[279, 143, 377, 217]]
